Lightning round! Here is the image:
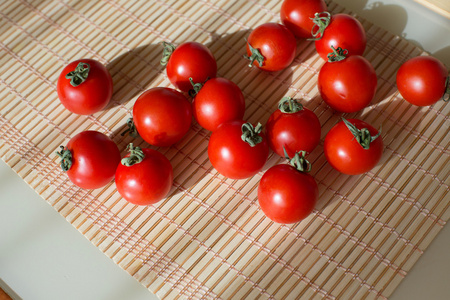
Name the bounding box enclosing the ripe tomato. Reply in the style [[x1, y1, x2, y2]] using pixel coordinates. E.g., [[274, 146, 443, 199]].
[[245, 22, 297, 72], [115, 144, 173, 205], [56, 130, 121, 189], [258, 152, 318, 224], [312, 13, 366, 61], [208, 120, 269, 179], [318, 47, 377, 113], [324, 118, 383, 175], [396, 56, 449, 106], [161, 41, 217, 92], [266, 97, 321, 157], [280, 0, 328, 39], [191, 77, 245, 132], [57, 59, 113, 115], [133, 87, 192, 147]]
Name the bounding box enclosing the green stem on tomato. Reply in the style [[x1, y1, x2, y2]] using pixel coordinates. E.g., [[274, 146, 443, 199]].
[[188, 77, 204, 98], [241, 122, 263, 147], [244, 39, 264, 68], [121, 118, 139, 138], [283, 148, 311, 173], [278, 97, 304, 113], [160, 41, 176, 66], [121, 143, 145, 166], [55, 146, 72, 172], [65, 62, 90, 87], [342, 117, 381, 150], [327, 46, 348, 62], [309, 11, 331, 41], [442, 76, 450, 102]]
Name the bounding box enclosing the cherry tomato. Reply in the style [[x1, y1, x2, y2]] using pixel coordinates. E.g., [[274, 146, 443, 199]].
[[57, 59, 113, 115], [318, 47, 377, 113], [161, 41, 217, 92], [396, 56, 449, 106], [280, 0, 328, 39], [208, 120, 269, 179], [313, 13, 366, 61], [245, 22, 297, 72], [56, 130, 121, 189], [266, 97, 321, 157], [191, 77, 245, 132], [115, 144, 173, 205], [133, 87, 192, 147], [324, 118, 383, 175], [258, 152, 318, 224]]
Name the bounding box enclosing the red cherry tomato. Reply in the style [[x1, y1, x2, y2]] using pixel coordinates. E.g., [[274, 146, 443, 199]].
[[56, 130, 121, 189], [133, 87, 192, 147], [258, 152, 318, 224], [115, 144, 173, 205], [192, 77, 246, 132], [245, 23, 297, 72], [396, 56, 449, 106], [324, 118, 383, 175], [313, 13, 366, 61], [57, 59, 113, 115], [161, 41, 217, 92], [266, 97, 321, 157], [208, 120, 269, 179], [318, 47, 377, 113], [280, 0, 328, 39]]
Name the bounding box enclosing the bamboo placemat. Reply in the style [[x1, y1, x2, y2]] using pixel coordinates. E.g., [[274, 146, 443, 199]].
[[415, 0, 450, 18], [1, 0, 449, 299]]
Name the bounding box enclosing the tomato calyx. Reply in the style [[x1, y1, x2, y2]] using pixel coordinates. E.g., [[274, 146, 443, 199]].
[[189, 77, 203, 97], [241, 122, 263, 147], [278, 96, 304, 113], [443, 76, 450, 102], [342, 118, 381, 150], [121, 118, 139, 138], [188, 77, 210, 97], [160, 41, 176, 66], [327, 46, 348, 62], [284, 148, 311, 173], [309, 11, 331, 41], [121, 143, 145, 166], [244, 40, 265, 68], [65, 62, 90, 87], [55, 146, 72, 171]]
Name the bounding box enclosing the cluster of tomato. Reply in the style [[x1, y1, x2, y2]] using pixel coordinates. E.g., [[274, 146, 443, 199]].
[[56, 0, 449, 224]]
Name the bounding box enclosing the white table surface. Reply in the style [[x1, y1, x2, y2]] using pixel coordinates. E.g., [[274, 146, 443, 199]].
[[1, 1, 449, 299]]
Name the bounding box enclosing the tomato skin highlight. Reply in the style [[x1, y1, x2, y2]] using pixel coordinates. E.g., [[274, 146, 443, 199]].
[[266, 105, 321, 157], [324, 119, 383, 175], [64, 131, 121, 189], [258, 164, 318, 224], [115, 148, 173, 205], [133, 87, 192, 147], [318, 55, 377, 113], [246, 23, 297, 72], [166, 42, 217, 92], [208, 120, 269, 179], [396, 56, 448, 106], [280, 0, 328, 39], [315, 14, 366, 61], [192, 78, 245, 132], [57, 59, 113, 115]]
